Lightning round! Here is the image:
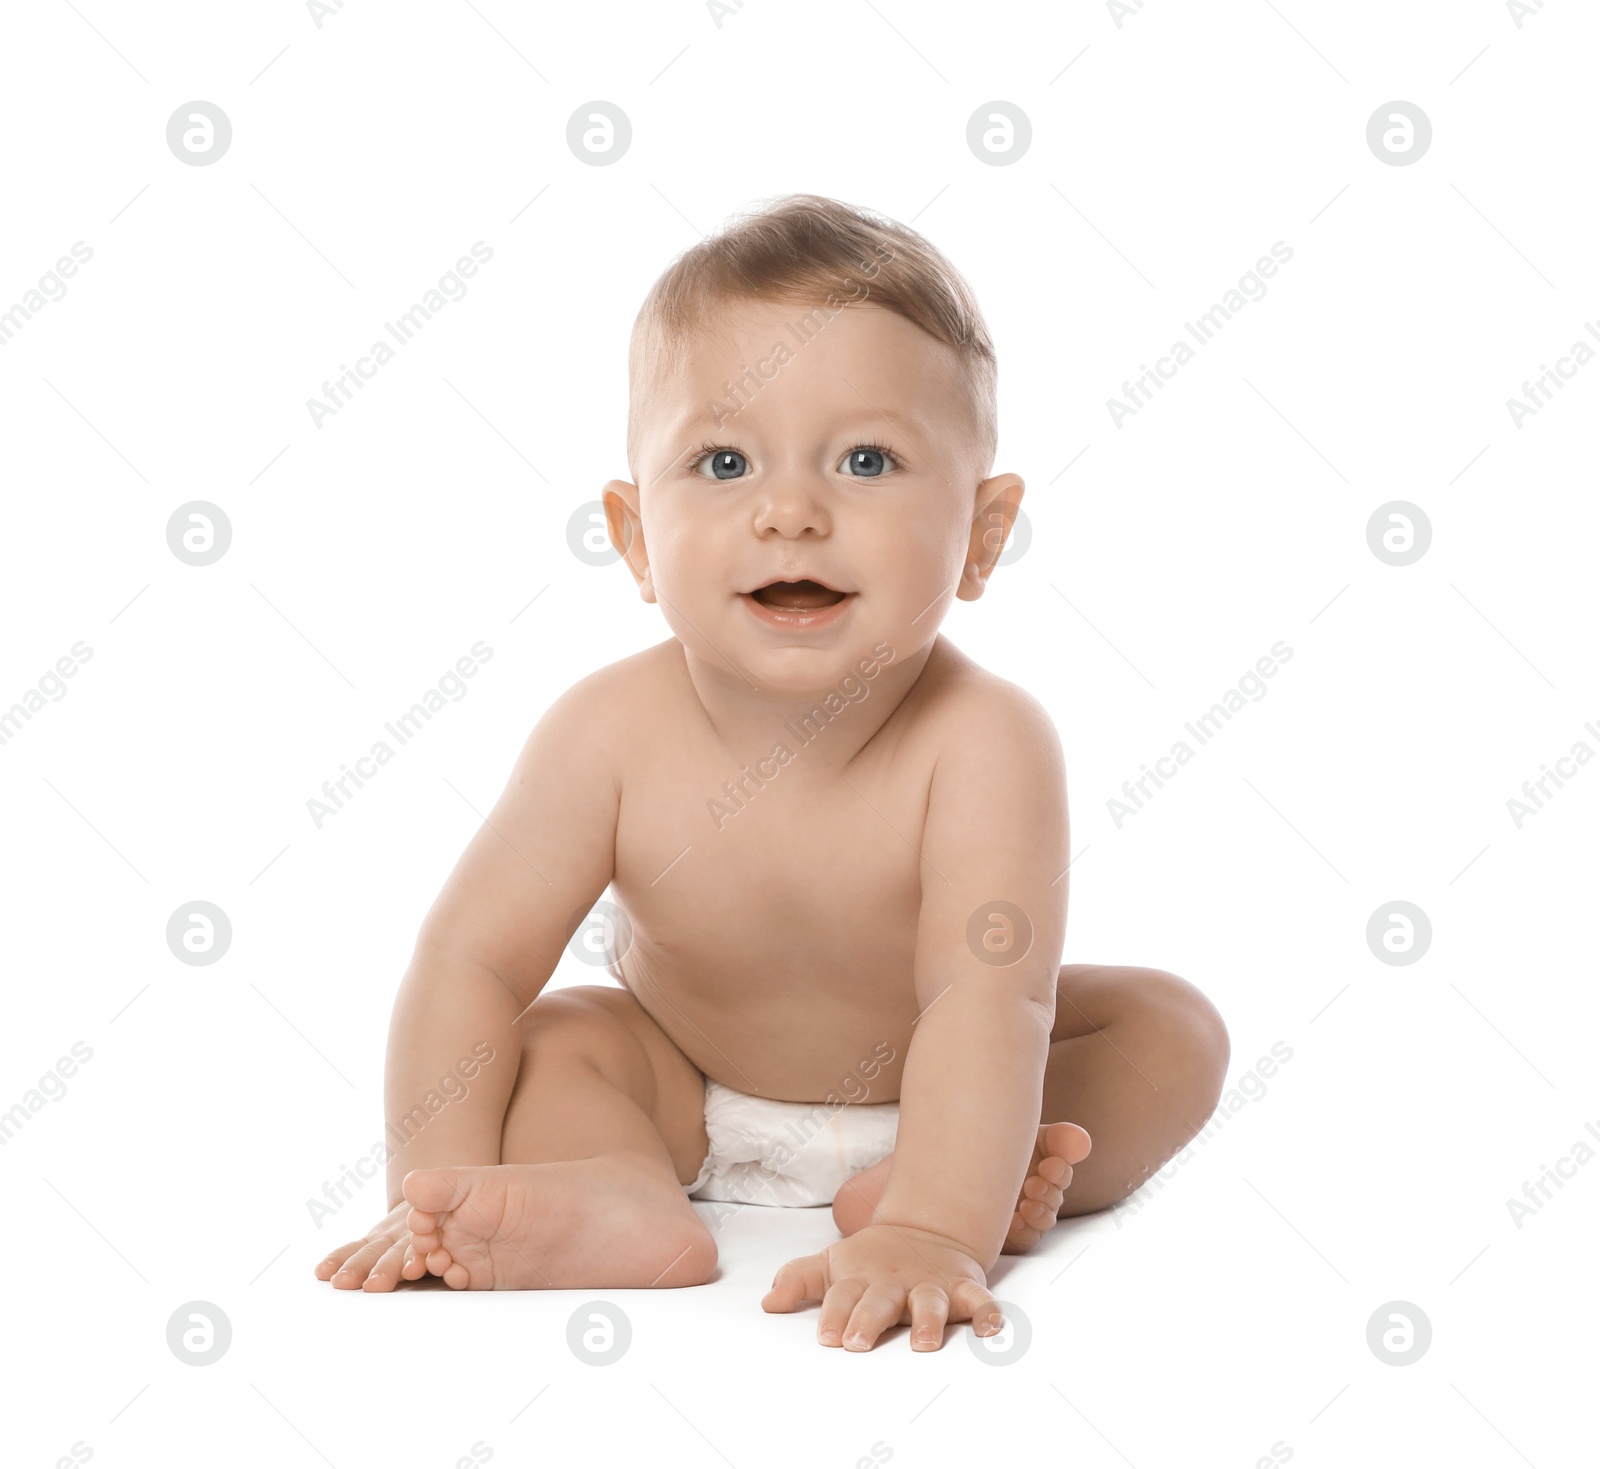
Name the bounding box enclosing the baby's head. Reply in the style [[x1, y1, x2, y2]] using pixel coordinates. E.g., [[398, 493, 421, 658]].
[[603, 193, 1023, 693]]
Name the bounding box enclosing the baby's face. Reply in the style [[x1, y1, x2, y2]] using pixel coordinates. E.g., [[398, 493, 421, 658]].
[[605, 298, 1018, 694]]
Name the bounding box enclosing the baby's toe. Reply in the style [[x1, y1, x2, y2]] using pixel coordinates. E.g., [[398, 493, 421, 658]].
[[1018, 1196, 1055, 1228], [362, 1240, 409, 1293], [316, 1239, 366, 1280], [1002, 1210, 1044, 1253], [1042, 1121, 1091, 1165], [331, 1241, 383, 1288]]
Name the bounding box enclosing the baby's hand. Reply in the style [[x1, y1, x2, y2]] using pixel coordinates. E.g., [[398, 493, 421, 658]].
[[313, 1200, 430, 1292], [761, 1223, 1003, 1352]]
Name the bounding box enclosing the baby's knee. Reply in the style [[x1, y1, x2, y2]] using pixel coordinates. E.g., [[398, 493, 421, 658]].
[[1127, 968, 1231, 1091], [518, 987, 647, 1074]]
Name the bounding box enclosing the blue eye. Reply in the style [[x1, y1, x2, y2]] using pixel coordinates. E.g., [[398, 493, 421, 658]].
[[694, 448, 748, 480], [840, 445, 897, 477]]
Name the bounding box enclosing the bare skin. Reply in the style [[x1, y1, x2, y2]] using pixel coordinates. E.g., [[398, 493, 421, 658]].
[[312, 296, 1230, 1350]]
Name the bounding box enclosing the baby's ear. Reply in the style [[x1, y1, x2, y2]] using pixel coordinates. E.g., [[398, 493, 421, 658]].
[[601, 480, 654, 602], [958, 473, 1025, 601]]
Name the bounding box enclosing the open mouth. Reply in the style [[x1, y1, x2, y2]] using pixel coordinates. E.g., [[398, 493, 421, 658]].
[[749, 579, 849, 610]]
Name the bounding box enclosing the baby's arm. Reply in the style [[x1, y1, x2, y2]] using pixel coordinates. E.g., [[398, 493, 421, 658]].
[[872, 686, 1068, 1263], [316, 674, 623, 1289], [765, 683, 1067, 1346]]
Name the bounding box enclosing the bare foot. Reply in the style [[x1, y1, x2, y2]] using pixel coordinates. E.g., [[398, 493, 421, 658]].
[[831, 1122, 1092, 1254], [402, 1153, 718, 1290]]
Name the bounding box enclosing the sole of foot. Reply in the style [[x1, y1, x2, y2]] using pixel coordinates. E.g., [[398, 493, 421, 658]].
[[400, 1153, 718, 1290]]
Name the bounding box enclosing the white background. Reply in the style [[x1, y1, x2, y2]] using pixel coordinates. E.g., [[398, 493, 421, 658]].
[[2, 1, 1596, 1465]]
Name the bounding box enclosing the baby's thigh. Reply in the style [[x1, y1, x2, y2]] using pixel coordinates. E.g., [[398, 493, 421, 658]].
[[508, 984, 707, 1168]]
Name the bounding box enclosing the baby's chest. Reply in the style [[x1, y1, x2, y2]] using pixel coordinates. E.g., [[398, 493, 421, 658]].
[[618, 751, 930, 940]]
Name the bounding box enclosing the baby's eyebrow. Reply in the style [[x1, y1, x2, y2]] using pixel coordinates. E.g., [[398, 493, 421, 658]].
[[659, 403, 928, 446]]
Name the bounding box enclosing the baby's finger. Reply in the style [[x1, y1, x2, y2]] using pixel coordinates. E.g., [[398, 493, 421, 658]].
[[908, 1283, 951, 1351], [316, 1237, 373, 1280], [949, 1278, 1003, 1336], [762, 1254, 827, 1313], [400, 1242, 428, 1280], [817, 1278, 869, 1346], [842, 1287, 909, 1352], [363, 1238, 409, 1293]]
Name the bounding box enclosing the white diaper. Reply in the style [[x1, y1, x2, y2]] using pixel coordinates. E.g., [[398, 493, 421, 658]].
[[683, 1076, 900, 1209]]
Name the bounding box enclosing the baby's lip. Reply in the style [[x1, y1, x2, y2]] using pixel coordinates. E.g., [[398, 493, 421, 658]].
[[744, 578, 852, 609]]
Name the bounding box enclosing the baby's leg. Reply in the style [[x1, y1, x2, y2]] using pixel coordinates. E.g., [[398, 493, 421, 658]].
[[402, 985, 718, 1290], [1036, 963, 1229, 1214], [834, 964, 1228, 1248]]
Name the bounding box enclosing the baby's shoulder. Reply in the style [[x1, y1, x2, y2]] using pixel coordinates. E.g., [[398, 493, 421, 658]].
[[526, 639, 684, 755], [915, 640, 1062, 757]]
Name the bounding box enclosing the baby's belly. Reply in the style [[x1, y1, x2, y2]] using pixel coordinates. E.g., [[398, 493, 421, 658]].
[[615, 945, 916, 1104]]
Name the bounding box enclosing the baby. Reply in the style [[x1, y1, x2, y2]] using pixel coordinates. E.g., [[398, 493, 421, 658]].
[[314, 194, 1230, 1352]]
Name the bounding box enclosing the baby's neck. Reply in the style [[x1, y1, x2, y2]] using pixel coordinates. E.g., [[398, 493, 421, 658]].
[[676, 636, 941, 773]]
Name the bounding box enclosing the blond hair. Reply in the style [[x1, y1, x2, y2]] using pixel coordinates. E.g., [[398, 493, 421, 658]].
[[627, 193, 998, 476]]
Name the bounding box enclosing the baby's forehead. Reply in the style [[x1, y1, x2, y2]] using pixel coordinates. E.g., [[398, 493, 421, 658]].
[[656, 301, 964, 407]]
